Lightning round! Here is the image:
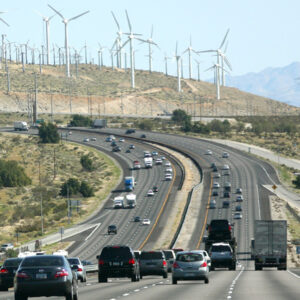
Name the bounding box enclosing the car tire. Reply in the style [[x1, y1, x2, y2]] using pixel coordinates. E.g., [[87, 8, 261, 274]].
[[140, 274, 143, 279], [98, 274, 107, 283], [210, 266, 215, 271], [131, 273, 137, 282], [205, 278, 209, 284], [163, 272, 168, 279], [14, 293, 28, 300], [172, 278, 177, 284], [0, 285, 8, 291]]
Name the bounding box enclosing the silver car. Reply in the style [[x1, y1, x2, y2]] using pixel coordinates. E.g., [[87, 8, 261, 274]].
[[163, 250, 176, 272], [172, 251, 209, 284], [139, 251, 168, 279], [195, 250, 211, 271], [67, 257, 87, 282]]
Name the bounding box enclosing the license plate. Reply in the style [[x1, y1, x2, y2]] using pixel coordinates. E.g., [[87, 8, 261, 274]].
[[184, 273, 195, 276], [113, 262, 120, 266], [36, 273, 47, 279]]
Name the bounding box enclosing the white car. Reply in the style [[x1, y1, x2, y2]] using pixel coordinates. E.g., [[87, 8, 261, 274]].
[[165, 161, 171, 167], [222, 164, 230, 170], [155, 159, 163, 165], [234, 212, 243, 219], [91, 137, 97, 141], [196, 250, 211, 270], [209, 200, 217, 209], [222, 152, 229, 158], [147, 189, 154, 196], [165, 167, 173, 173], [212, 182, 220, 188], [206, 150, 212, 155], [83, 138, 89, 142], [165, 174, 173, 181], [68, 131, 72, 135], [214, 173, 221, 178], [119, 138, 125, 142], [109, 135, 116, 140], [236, 195, 244, 202], [160, 156, 166, 160], [142, 219, 151, 225]]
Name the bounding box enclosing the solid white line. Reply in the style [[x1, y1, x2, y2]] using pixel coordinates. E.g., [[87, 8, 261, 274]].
[[84, 223, 101, 241], [256, 184, 261, 220], [287, 270, 300, 279]]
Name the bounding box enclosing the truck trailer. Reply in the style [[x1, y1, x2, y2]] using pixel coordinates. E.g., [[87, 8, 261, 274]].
[[253, 220, 287, 270], [93, 119, 107, 128], [14, 121, 29, 131], [126, 194, 136, 208], [124, 176, 135, 191], [144, 157, 153, 168], [113, 196, 124, 209]]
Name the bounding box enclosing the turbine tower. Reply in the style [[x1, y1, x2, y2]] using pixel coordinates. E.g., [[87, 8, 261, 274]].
[[182, 36, 199, 79], [174, 42, 182, 92], [194, 59, 202, 81], [145, 25, 158, 73], [111, 11, 123, 68], [164, 53, 171, 76], [0, 12, 9, 69], [48, 5, 89, 77]]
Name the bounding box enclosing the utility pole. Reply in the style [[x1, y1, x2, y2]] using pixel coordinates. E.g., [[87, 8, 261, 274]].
[[53, 148, 56, 180], [50, 93, 54, 122], [33, 73, 38, 124], [6, 67, 10, 93], [68, 80, 72, 115]]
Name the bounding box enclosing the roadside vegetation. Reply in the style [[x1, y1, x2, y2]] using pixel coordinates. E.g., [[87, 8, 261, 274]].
[[0, 132, 120, 247]]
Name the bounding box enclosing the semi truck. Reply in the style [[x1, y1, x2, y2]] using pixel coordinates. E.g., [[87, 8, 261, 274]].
[[124, 176, 135, 191], [14, 121, 29, 131], [144, 157, 153, 168], [253, 220, 287, 270], [93, 119, 107, 128], [126, 194, 136, 208], [113, 196, 124, 209]]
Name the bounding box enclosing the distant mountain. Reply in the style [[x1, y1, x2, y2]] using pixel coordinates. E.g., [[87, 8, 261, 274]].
[[225, 62, 300, 107]]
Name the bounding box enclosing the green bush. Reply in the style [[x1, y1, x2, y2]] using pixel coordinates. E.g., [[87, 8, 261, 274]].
[[69, 115, 93, 127], [80, 181, 94, 197], [38, 122, 60, 143], [172, 109, 191, 124], [60, 178, 81, 196], [80, 154, 95, 171], [293, 175, 300, 189], [0, 160, 31, 187], [138, 119, 153, 131]]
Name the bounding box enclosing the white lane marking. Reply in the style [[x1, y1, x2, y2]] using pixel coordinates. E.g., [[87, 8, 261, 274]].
[[261, 166, 276, 185], [256, 184, 261, 220], [123, 293, 130, 296], [226, 266, 244, 299], [134, 289, 140, 292], [287, 270, 300, 279], [85, 223, 101, 241], [143, 286, 148, 289]]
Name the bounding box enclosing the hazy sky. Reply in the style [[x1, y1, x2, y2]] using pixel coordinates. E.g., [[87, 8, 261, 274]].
[[2, 0, 300, 80]]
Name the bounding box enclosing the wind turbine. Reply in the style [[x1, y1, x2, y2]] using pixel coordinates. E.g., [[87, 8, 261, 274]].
[[182, 36, 199, 79], [118, 10, 147, 88], [174, 42, 182, 92], [144, 25, 158, 73], [48, 4, 89, 77], [111, 11, 123, 68], [198, 29, 231, 86], [97, 43, 106, 69], [164, 53, 171, 76], [194, 59, 202, 81], [0, 12, 9, 27]]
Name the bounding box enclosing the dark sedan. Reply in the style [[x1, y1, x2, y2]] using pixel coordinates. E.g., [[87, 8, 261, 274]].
[[0, 258, 23, 291], [14, 255, 78, 300]]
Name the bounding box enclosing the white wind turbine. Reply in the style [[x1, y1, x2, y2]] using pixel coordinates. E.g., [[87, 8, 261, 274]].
[[144, 25, 158, 73], [182, 36, 199, 79], [0, 11, 9, 27], [35, 11, 55, 65], [194, 59, 202, 81], [111, 11, 123, 68], [174, 42, 182, 92], [48, 4, 89, 78], [97, 43, 106, 69], [164, 52, 171, 76], [119, 10, 147, 88], [198, 29, 231, 86]]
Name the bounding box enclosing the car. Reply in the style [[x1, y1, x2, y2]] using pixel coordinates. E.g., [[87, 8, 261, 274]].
[[213, 166, 218, 172], [129, 144, 135, 149], [162, 250, 176, 272], [108, 225, 117, 235], [209, 243, 236, 271], [160, 156, 166, 160], [133, 251, 141, 260], [222, 152, 229, 158], [126, 149, 131, 153], [111, 141, 117, 147], [0, 258, 23, 291], [0, 243, 14, 252], [236, 188, 243, 194], [81, 260, 93, 266], [153, 186, 159, 192], [195, 250, 211, 271], [235, 205, 243, 211], [112, 146, 121, 152], [223, 170, 231, 176], [155, 158, 163, 165], [139, 251, 168, 279], [67, 257, 87, 282], [214, 173, 221, 178], [222, 164, 230, 170], [206, 150, 212, 155], [223, 191, 230, 198], [83, 138, 89, 142], [165, 167, 173, 173], [68, 131, 72, 135], [105, 137, 112, 142], [126, 129, 135, 134], [91, 137, 97, 141], [236, 195, 244, 202], [165, 174, 173, 181], [142, 219, 151, 225], [134, 216, 141, 222], [213, 182, 220, 188], [172, 251, 209, 284], [119, 138, 125, 142], [152, 151, 158, 156], [140, 134, 146, 138], [234, 212, 243, 219], [147, 189, 154, 196], [97, 245, 140, 282], [209, 200, 217, 209], [212, 190, 219, 196], [165, 161, 171, 167], [211, 162, 216, 168], [223, 200, 230, 208], [14, 255, 78, 299], [109, 135, 116, 140]]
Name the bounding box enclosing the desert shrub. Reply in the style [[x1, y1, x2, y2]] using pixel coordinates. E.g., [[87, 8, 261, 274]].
[[80, 154, 95, 171], [80, 181, 94, 197], [38, 122, 60, 143]]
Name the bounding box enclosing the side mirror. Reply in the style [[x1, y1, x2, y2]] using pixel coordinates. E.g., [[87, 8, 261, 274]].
[[71, 264, 79, 270], [96, 255, 100, 260]]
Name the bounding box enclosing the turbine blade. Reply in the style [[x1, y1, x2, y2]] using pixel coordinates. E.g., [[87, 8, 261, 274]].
[[48, 4, 64, 20], [48, 13, 56, 21], [190, 34, 192, 46], [219, 28, 230, 49], [111, 11, 120, 30], [0, 17, 9, 26], [224, 56, 232, 71], [175, 41, 178, 56], [204, 66, 213, 72], [151, 25, 153, 38], [119, 38, 130, 51], [136, 37, 148, 43], [224, 41, 229, 53], [111, 39, 118, 51], [197, 50, 216, 53], [125, 10, 132, 32], [35, 10, 44, 18], [69, 10, 90, 22], [192, 49, 200, 56]]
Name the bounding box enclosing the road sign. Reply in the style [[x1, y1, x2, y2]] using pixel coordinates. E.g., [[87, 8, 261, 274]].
[[272, 184, 277, 190], [296, 246, 300, 255]]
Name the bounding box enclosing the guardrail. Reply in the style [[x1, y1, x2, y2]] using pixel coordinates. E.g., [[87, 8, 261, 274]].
[[85, 264, 98, 273]]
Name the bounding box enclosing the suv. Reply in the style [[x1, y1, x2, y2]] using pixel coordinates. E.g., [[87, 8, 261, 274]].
[[0, 258, 23, 290], [139, 251, 168, 279], [108, 225, 117, 235], [97, 245, 140, 282], [209, 243, 236, 270], [207, 219, 233, 241]]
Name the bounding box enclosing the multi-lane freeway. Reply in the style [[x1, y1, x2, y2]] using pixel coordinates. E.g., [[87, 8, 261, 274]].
[[0, 127, 299, 300]]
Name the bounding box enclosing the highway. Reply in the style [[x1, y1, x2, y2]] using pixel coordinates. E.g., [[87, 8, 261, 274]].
[[0, 127, 299, 299]]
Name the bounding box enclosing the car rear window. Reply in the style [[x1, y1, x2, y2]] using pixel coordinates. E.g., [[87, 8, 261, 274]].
[[100, 247, 132, 259], [140, 252, 163, 259], [163, 251, 175, 259], [177, 253, 203, 262], [4, 258, 23, 267], [21, 257, 64, 267], [67, 258, 80, 265], [211, 245, 231, 252], [210, 220, 229, 230]]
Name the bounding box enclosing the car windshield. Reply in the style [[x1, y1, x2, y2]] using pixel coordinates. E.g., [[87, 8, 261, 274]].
[[100, 247, 132, 259], [141, 252, 163, 259], [163, 251, 174, 259], [21, 257, 64, 267], [177, 253, 203, 262], [211, 246, 231, 252], [67, 258, 80, 265], [4, 258, 23, 267]]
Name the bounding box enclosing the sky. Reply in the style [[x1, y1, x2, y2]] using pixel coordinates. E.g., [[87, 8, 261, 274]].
[[1, 0, 300, 80]]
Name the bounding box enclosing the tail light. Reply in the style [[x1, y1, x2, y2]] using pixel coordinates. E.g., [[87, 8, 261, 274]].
[[162, 260, 167, 266], [55, 269, 69, 278], [0, 268, 8, 274], [16, 271, 29, 279], [98, 259, 104, 266], [229, 225, 232, 231], [208, 225, 211, 232], [200, 261, 207, 268], [173, 262, 180, 269], [77, 267, 83, 272], [128, 258, 135, 265]]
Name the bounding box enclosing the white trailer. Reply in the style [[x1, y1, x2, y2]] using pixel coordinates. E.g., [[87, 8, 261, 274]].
[[14, 121, 29, 131], [126, 194, 136, 208], [144, 157, 153, 168], [113, 196, 124, 209], [93, 119, 107, 128]]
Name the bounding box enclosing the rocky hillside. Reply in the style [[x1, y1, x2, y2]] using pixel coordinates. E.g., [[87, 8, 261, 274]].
[[0, 62, 299, 117]]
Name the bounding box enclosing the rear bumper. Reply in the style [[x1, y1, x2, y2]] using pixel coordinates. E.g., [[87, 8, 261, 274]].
[[99, 267, 135, 278], [211, 259, 235, 267], [173, 269, 208, 280], [0, 276, 14, 287]]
